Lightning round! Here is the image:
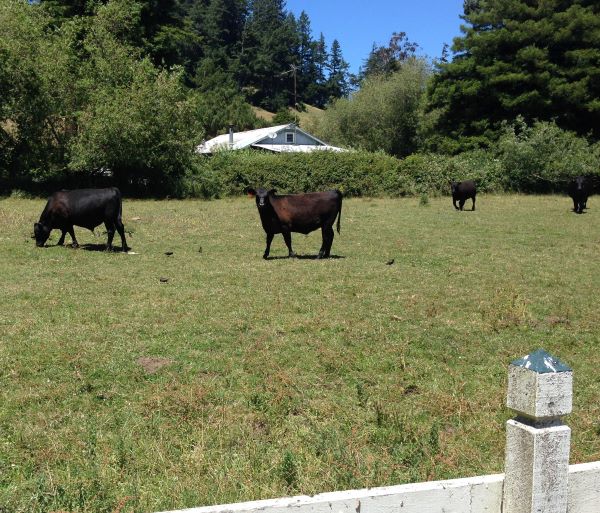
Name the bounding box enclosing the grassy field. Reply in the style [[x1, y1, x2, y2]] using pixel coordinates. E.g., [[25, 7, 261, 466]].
[[1, 194, 599, 513]]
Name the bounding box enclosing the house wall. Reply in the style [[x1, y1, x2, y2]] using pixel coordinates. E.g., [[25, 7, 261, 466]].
[[258, 129, 321, 146]]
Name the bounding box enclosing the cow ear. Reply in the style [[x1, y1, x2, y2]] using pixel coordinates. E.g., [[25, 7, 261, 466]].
[[268, 189, 277, 195], [245, 188, 256, 197]]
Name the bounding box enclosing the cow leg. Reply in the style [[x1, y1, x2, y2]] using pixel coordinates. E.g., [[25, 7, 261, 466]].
[[572, 198, 578, 212], [68, 226, 79, 247], [472, 196, 476, 211], [282, 230, 295, 258], [116, 219, 129, 252], [57, 230, 66, 246], [459, 199, 465, 211], [319, 226, 334, 258], [105, 221, 115, 250], [263, 232, 274, 259], [453, 198, 459, 210]]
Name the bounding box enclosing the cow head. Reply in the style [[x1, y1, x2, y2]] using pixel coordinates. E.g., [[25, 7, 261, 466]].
[[450, 181, 459, 195], [33, 222, 50, 247], [574, 176, 586, 190], [246, 188, 276, 209]]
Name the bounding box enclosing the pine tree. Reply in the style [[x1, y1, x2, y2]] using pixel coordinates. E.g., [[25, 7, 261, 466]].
[[427, 0, 600, 150], [239, 0, 297, 110], [295, 11, 318, 104], [305, 32, 329, 107], [325, 39, 350, 101]]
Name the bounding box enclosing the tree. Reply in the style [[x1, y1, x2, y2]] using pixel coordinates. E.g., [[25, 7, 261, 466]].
[[426, 0, 600, 152], [312, 58, 430, 157], [238, 0, 298, 110], [305, 32, 329, 107], [325, 39, 350, 101], [0, 0, 204, 193], [359, 31, 419, 80], [40, 0, 99, 23], [295, 11, 319, 104]]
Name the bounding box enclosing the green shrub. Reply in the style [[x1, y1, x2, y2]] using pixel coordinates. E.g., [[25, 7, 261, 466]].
[[496, 119, 600, 192], [398, 151, 503, 196], [185, 149, 409, 198], [182, 146, 508, 199]]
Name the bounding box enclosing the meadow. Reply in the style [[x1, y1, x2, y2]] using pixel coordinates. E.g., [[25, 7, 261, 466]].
[[1, 194, 599, 513]]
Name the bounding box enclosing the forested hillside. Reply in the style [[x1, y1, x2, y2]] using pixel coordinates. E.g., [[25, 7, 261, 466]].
[[1, 0, 600, 196], [0, 0, 350, 192]]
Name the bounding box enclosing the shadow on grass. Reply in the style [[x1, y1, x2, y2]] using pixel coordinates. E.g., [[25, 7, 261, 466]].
[[78, 243, 130, 252], [265, 254, 345, 260]]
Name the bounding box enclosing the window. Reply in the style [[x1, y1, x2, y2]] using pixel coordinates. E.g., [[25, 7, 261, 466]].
[[285, 131, 295, 144]]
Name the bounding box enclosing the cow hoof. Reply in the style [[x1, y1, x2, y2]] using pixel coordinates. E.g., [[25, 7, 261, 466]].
[[263, 254, 269, 260], [72, 243, 79, 248]]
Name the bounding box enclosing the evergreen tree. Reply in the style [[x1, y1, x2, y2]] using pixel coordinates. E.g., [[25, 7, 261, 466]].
[[239, 0, 297, 110], [325, 39, 350, 101], [427, 0, 600, 151], [295, 11, 318, 104], [306, 32, 329, 107]]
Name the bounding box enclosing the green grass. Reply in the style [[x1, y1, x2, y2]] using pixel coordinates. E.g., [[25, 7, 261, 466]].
[[1, 195, 599, 512]]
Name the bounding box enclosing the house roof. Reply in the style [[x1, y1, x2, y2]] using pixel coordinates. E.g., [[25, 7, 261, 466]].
[[252, 144, 345, 153], [196, 123, 346, 154]]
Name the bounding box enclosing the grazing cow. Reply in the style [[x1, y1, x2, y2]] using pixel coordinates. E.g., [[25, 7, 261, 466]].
[[34, 187, 129, 251], [568, 176, 591, 214], [450, 180, 477, 211], [247, 188, 342, 259]]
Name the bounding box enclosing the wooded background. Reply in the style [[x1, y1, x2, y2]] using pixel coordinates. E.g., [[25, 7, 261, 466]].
[[1, 0, 599, 194]]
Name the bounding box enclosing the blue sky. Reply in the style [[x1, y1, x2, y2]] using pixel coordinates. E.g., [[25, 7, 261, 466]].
[[285, 0, 466, 75]]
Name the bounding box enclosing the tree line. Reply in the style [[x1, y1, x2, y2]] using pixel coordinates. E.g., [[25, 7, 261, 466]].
[[314, 0, 600, 159], [1, 0, 600, 195], [40, 0, 351, 111], [0, 0, 352, 192]]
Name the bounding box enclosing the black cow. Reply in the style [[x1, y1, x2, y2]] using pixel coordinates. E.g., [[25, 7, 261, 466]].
[[450, 180, 477, 211], [247, 188, 342, 259], [568, 176, 592, 214], [34, 187, 129, 251]]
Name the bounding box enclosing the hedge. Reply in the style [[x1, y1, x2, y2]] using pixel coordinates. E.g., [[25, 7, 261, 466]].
[[181, 122, 600, 199]]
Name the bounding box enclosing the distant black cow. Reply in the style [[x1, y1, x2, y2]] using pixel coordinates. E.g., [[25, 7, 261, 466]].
[[34, 188, 129, 251], [568, 176, 592, 214], [247, 188, 342, 259], [450, 180, 477, 211]]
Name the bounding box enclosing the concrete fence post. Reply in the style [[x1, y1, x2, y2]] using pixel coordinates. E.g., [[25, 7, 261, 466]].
[[502, 349, 573, 513]]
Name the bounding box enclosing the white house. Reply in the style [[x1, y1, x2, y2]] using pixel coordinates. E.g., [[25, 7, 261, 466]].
[[196, 123, 346, 154]]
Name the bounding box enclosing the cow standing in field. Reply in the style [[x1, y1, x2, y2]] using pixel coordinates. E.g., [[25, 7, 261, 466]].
[[34, 188, 129, 251], [568, 176, 592, 214], [450, 180, 477, 211], [247, 188, 342, 259]]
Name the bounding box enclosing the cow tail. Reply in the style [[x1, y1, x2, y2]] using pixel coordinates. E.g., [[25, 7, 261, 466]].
[[115, 187, 123, 222], [336, 191, 342, 234]]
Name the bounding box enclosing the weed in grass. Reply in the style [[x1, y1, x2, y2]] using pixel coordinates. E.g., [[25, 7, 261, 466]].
[[280, 451, 298, 491], [356, 381, 368, 409]]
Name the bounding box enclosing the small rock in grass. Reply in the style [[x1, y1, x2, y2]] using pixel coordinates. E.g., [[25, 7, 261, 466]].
[[159, 277, 169, 283]]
